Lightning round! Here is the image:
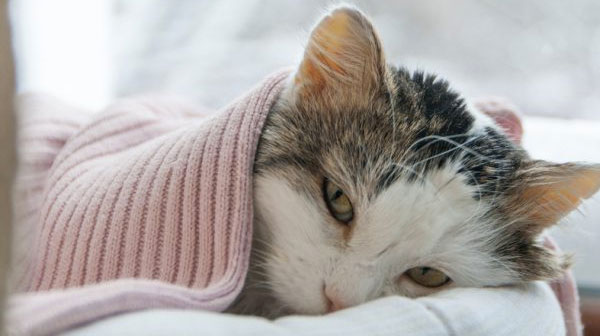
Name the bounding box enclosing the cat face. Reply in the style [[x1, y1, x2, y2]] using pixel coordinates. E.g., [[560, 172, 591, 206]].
[[251, 6, 600, 315]]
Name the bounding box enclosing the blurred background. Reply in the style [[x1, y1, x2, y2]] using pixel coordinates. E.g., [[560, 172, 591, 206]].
[[8, 0, 600, 290]]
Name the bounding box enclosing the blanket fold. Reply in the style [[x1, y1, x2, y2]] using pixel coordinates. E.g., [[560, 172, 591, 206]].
[[8, 70, 289, 336]]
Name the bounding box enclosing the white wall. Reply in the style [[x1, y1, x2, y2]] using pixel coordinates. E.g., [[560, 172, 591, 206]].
[[10, 0, 113, 110]]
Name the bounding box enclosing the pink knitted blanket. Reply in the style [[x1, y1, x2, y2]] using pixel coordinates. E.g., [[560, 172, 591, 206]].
[[9, 70, 581, 335], [9, 71, 289, 335]]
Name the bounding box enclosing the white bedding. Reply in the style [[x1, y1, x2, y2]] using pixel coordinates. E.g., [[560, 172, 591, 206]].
[[65, 282, 564, 336]]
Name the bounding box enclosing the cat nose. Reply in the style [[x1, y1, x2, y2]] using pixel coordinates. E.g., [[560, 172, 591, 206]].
[[324, 285, 346, 313]]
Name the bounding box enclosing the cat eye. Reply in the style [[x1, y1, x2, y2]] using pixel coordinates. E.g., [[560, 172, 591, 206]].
[[323, 179, 354, 223], [405, 267, 450, 288]]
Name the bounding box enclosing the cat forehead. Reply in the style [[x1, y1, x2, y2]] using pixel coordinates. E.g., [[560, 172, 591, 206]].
[[259, 73, 520, 200], [355, 161, 483, 246]]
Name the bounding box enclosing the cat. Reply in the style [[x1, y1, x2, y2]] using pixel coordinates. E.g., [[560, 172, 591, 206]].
[[227, 5, 600, 318]]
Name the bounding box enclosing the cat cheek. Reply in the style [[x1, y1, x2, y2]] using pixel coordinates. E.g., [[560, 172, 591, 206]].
[[267, 260, 327, 314]]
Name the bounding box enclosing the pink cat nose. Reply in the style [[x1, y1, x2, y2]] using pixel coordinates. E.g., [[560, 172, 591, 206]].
[[324, 286, 346, 313]]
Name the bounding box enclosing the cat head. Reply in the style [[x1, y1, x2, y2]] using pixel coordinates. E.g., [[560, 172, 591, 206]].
[[252, 6, 600, 315]]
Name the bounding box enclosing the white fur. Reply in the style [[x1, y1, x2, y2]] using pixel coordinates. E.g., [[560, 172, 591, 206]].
[[253, 162, 518, 315]]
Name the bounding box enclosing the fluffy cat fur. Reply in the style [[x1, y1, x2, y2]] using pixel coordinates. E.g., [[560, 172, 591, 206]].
[[227, 5, 600, 317]]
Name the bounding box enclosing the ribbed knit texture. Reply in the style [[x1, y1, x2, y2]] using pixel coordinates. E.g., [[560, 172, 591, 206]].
[[8, 70, 289, 336]]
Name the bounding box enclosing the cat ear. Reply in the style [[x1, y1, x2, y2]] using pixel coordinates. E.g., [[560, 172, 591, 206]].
[[292, 6, 388, 107], [509, 161, 600, 232], [474, 98, 523, 144]]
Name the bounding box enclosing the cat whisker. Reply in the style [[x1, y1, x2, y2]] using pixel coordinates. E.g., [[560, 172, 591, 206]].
[[406, 135, 480, 169]]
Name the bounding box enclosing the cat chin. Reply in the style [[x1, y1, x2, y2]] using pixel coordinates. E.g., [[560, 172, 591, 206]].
[[227, 263, 326, 318]]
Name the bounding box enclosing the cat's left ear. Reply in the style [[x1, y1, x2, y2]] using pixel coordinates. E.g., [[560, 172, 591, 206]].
[[291, 6, 390, 108], [508, 161, 600, 232], [474, 98, 523, 144]]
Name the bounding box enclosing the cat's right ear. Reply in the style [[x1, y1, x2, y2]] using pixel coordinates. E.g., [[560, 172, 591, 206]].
[[290, 6, 390, 109], [502, 161, 600, 281], [507, 161, 600, 233]]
